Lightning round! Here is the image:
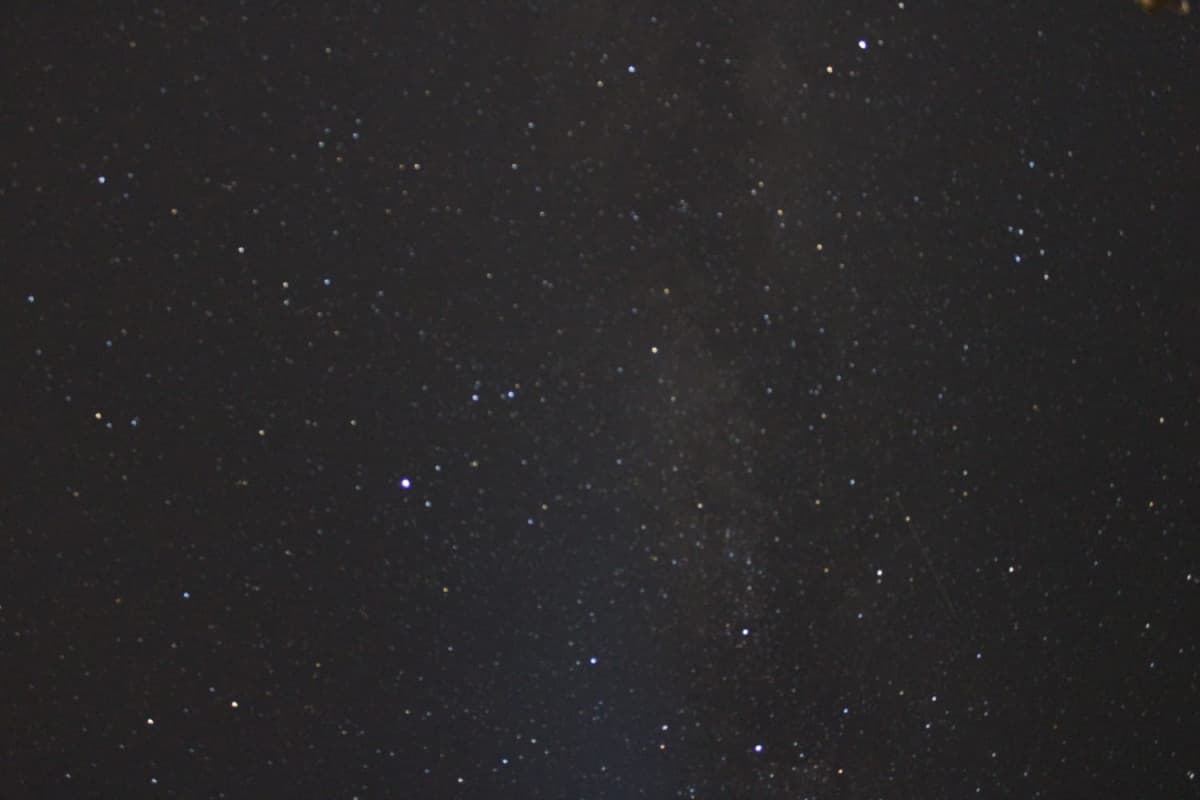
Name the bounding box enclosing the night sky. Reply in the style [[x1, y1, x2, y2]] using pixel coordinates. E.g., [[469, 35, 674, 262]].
[[4, 1, 1199, 798]]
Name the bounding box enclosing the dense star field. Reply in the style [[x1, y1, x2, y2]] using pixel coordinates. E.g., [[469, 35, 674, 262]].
[[3, 1, 1198, 797]]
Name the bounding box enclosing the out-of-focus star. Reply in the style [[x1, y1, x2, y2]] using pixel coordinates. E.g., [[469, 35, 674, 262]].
[[1135, 0, 1190, 15]]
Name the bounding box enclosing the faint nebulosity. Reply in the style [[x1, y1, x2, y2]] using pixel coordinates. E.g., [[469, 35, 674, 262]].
[[3, 1, 1198, 797]]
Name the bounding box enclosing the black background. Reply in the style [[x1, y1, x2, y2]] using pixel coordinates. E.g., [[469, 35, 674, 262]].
[[3, 1, 1198, 797]]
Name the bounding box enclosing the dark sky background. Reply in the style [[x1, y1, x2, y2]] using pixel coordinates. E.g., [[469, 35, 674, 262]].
[[3, 1, 1198, 798]]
